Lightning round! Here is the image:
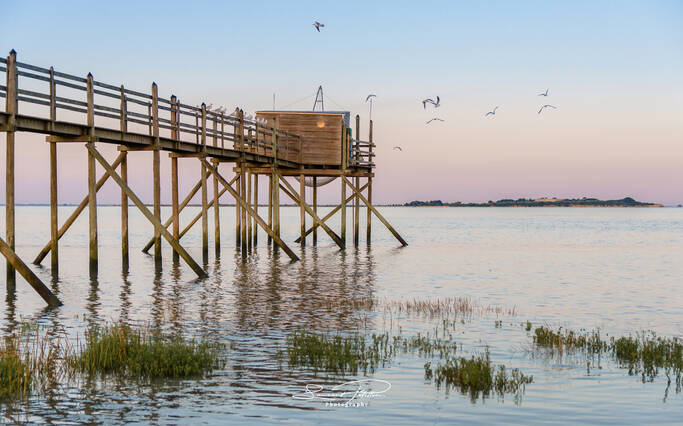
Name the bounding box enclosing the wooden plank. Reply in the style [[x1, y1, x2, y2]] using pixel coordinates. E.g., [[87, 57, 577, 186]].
[[201, 159, 299, 261], [279, 175, 345, 249], [33, 153, 125, 264], [50, 141, 58, 273], [342, 176, 407, 247], [0, 236, 62, 307], [267, 174, 272, 245], [177, 176, 236, 241], [354, 115, 360, 246], [341, 174, 346, 243], [253, 174, 258, 246], [201, 160, 208, 257], [88, 145, 208, 277]]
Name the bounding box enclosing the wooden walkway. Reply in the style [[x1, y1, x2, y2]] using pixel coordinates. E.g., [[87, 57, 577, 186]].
[[0, 50, 406, 307]]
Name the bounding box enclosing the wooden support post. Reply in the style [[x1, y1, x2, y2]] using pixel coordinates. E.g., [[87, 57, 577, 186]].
[[121, 152, 129, 267], [0, 237, 61, 307], [5, 50, 17, 286], [171, 156, 179, 263], [273, 169, 280, 239], [247, 171, 253, 248], [341, 175, 346, 244], [300, 174, 306, 246], [240, 167, 247, 251], [295, 183, 368, 243], [342, 176, 408, 247], [49, 76, 58, 273], [213, 160, 221, 255], [170, 95, 179, 263], [152, 83, 161, 263], [367, 120, 373, 243], [267, 174, 273, 245], [354, 115, 360, 246], [279, 176, 345, 249], [313, 177, 318, 245], [253, 174, 258, 246], [201, 160, 299, 261], [235, 173, 241, 246], [201, 160, 208, 259], [200, 103, 208, 258], [88, 145, 208, 277], [86, 72, 97, 274], [33, 153, 125, 265]]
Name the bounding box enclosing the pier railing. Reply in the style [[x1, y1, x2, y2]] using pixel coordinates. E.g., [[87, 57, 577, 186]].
[[0, 54, 301, 164], [350, 139, 375, 168]]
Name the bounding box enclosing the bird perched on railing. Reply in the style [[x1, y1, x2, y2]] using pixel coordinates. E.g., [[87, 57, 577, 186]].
[[538, 104, 557, 114], [422, 96, 440, 109], [313, 21, 325, 32]]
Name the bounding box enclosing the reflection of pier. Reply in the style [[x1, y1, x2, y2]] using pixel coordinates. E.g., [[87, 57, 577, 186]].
[[0, 50, 406, 306]]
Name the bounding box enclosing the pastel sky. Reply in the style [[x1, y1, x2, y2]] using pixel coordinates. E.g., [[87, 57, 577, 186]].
[[1, 0, 682, 205]]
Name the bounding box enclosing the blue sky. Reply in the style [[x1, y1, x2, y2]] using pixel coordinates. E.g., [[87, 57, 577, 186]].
[[1, 1, 682, 204]]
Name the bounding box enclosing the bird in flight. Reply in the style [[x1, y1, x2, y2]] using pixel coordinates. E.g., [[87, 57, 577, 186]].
[[538, 89, 549, 97], [393, 146, 402, 151], [313, 21, 325, 32], [365, 94, 376, 102], [422, 96, 440, 109], [485, 106, 499, 117], [426, 118, 445, 124], [538, 104, 557, 114]]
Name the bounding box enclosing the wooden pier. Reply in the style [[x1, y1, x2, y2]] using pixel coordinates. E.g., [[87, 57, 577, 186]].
[[0, 50, 407, 307]]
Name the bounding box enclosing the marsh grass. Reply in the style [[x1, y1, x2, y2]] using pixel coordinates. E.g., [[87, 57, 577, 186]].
[[532, 326, 683, 389], [424, 348, 533, 403], [0, 335, 32, 400], [66, 324, 225, 379], [285, 330, 458, 375]]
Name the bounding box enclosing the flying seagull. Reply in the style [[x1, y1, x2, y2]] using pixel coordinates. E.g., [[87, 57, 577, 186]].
[[313, 21, 325, 32], [538, 104, 557, 114], [422, 96, 440, 109], [393, 146, 402, 151], [485, 106, 499, 117], [538, 89, 549, 97], [426, 118, 445, 124], [365, 94, 376, 102]]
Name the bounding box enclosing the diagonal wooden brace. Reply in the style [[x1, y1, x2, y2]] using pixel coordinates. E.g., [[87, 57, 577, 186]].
[[175, 175, 237, 242], [87, 145, 208, 278], [342, 176, 407, 247], [33, 152, 125, 265], [0, 236, 62, 307], [294, 182, 368, 243], [142, 176, 205, 253], [279, 175, 345, 249], [201, 159, 300, 262]]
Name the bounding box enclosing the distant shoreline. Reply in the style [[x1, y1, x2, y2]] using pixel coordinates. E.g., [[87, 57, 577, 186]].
[[403, 197, 669, 208]]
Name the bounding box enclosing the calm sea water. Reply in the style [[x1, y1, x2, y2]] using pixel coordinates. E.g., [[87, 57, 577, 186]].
[[1, 206, 682, 424]]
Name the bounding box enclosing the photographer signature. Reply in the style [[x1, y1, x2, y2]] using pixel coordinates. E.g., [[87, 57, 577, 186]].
[[292, 379, 391, 407]]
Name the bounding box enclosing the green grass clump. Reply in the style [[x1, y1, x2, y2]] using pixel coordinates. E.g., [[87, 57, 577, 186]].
[[286, 330, 390, 375], [533, 326, 606, 355], [424, 348, 532, 402], [67, 324, 224, 378], [0, 336, 32, 400], [612, 333, 683, 384], [285, 330, 459, 376]]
